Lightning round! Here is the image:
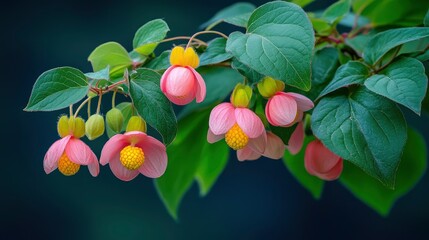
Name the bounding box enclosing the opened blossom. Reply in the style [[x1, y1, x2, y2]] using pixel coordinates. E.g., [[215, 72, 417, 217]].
[[160, 46, 206, 105], [304, 139, 343, 181], [100, 131, 167, 181], [237, 131, 285, 161]]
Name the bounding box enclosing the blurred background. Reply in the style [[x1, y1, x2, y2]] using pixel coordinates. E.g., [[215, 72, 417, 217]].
[[2, 0, 429, 239]]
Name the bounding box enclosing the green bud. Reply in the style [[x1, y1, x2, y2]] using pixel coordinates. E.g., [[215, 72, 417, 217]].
[[230, 83, 252, 108], [57, 115, 69, 138], [106, 108, 124, 133], [126, 116, 147, 133], [71, 117, 86, 138], [85, 114, 105, 140], [257, 77, 285, 98]]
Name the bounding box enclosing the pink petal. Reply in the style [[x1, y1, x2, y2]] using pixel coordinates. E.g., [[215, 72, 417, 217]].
[[263, 132, 285, 160], [265, 94, 298, 127], [235, 108, 264, 138], [100, 134, 128, 165], [65, 138, 97, 166], [87, 152, 100, 177], [136, 135, 167, 178], [209, 102, 236, 135], [287, 122, 305, 155], [207, 129, 224, 143], [305, 140, 342, 179], [247, 131, 267, 154], [162, 67, 196, 105], [160, 66, 175, 94], [237, 146, 261, 161], [318, 159, 343, 181], [284, 92, 314, 111], [109, 153, 140, 181], [43, 135, 71, 174], [189, 67, 206, 103]]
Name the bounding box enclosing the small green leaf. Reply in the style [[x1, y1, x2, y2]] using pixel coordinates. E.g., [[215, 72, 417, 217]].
[[271, 124, 298, 146], [155, 108, 211, 219], [85, 66, 110, 80], [283, 135, 324, 199], [131, 68, 162, 85], [195, 140, 229, 196], [179, 67, 242, 119], [322, 0, 351, 24], [88, 42, 133, 77], [145, 50, 171, 71], [345, 33, 374, 55], [133, 19, 170, 55], [340, 128, 427, 216], [226, 1, 314, 91], [200, 2, 256, 29], [25, 67, 89, 111], [310, 17, 332, 36], [363, 27, 429, 65], [199, 38, 232, 66], [129, 75, 177, 145], [318, 61, 370, 99], [365, 57, 428, 115], [231, 58, 263, 83], [312, 87, 407, 187], [289, 0, 314, 8]]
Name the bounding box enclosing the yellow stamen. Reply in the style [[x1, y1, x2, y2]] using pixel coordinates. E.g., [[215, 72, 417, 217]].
[[120, 146, 145, 170], [58, 153, 80, 176], [225, 124, 249, 150], [169, 46, 199, 68]]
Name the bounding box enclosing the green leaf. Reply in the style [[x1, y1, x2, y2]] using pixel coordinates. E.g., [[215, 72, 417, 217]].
[[155, 108, 211, 219], [311, 87, 407, 187], [129, 75, 177, 145], [200, 2, 256, 29], [318, 61, 370, 99], [145, 50, 171, 71], [365, 57, 428, 115], [131, 68, 162, 85], [133, 19, 170, 55], [345, 33, 373, 55], [179, 67, 242, 119], [340, 128, 427, 216], [283, 135, 324, 199], [322, 0, 351, 24], [195, 140, 229, 196], [129, 50, 148, 64], [231, 57, 263, 83], [226, 1, 314, 91], [199, 38, 232, 66], [271, 124, 297, 146], [85, 66, 110, 80], [363, 27, 429, 65], [425, 9, 429, 26], [310, 17, 332, 36], [25, 67, 89, 111], [289, 0, 314, 8], [88, 42, 133, 77]]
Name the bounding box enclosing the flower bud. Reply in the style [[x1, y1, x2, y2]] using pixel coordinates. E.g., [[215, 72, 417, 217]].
[[57, 115, 69, 138], [230, 83, 252, 108], [70, 116, 86, 138], [106, 108, 124, 133], [85, 114, 105, 140], [257, 77, 285, 98], [126, 116, 147, 133]]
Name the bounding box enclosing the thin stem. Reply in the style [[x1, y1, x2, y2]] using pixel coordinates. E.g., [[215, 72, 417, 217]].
[[112, 90, 117, 108], [69, 105, 73, 117], [161, 36, 207, 46], [205, 20, 222, 31], [186, 30, 228, 49], [74, 97, 91, 118], [87, 98, 91, 118], [96, 93, 102, 115]]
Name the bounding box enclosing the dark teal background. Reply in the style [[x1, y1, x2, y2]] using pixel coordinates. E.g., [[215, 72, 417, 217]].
[[2, 0, 429, 239]]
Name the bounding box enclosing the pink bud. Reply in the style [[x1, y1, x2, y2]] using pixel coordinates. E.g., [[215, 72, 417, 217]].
[[265, 92, 313, 127], [304, 139, 343, 181]]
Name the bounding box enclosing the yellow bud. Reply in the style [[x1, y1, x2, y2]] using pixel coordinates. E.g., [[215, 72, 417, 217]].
[[231, 83, 252, 108], [170, 46, 185, 66], [57, 115, 69, 138], [106, 108, 124, 133], [72, 117, 86, 138], [257, 77, 285, 98], [183, 47, 199, 68], [85, 114, 105, 140], [126, 116, 147, 133]]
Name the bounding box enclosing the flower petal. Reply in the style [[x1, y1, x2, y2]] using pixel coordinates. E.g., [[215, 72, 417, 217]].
[[263, 132, 285, 160], [265, 94, 298, 127], [43, 135, 71, 174], [207, 129, 224, 143], [100, 134, 128, 165], [304, 140, 342, 179], [318, 159, 343, 181], [189, 67, 206, 103], [237, 146, 261, 161], [209, 102, 236, 135], [247, 131, 266, 154], [136, 135, 167, 178], [160, 66, 175, 94], [109, 153, 140, 181], [235, 108, 264, 138], [162, 67, 196, 105], [284, 92, 314, 111], [287, 122, 305, 155], [65, 138, 98, 166]]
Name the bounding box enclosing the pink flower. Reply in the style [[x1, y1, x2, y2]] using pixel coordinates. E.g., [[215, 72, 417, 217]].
[[100, 131, 167, 181], [266, 92, 314, 127], [287, 122, 305, 155], [207, 102, 266, 159], [160, 46, 206, 105], [44, 135, 99, 177], [304, 139, 343, 181], [237, 131, 286, 161]]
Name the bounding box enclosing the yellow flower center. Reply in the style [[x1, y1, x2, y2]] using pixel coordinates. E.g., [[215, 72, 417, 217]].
[[58, 153, 80, 176], [225, 124, 249, 150], [120, 146, 145, 170]]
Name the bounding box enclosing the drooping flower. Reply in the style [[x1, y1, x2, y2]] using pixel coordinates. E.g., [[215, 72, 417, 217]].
[[258, 77, 314, 127], [304, 139, 343, 181], [100, 131, 167, 181], [44, 116, 99, 177], [160, 46, 206, 105], [237, 131, 285, 161]]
